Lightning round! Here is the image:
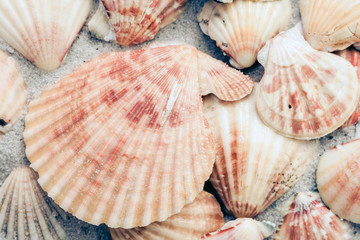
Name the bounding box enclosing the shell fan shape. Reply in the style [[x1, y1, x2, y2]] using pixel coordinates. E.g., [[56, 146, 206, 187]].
[[317, 138, 360, 224], [257, 25, 360, 139], [0, 0, 92, 71], [198, 0, 291, 69], [300, 0, 360, 52], [274, 192, 352, 240], [0, 166, 67, 240], [203, 85, 319, 218], [88, 0, 189, 46], [23, 45, 253, 228], [110, 191, 224, 240], [201, 218, 274, 240], [0, 50, 27, 134]]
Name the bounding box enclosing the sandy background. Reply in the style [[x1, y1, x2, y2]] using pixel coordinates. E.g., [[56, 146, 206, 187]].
[[0, 0, 360, 239]]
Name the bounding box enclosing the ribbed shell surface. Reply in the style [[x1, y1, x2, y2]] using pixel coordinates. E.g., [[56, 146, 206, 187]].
[[0, 0, 92, 70], [203, 85, 319, 218], [0, 166, 67, 240], [0, 50, 27, 134], [256, 26, 359, 139], [110, 191, 224, 240]]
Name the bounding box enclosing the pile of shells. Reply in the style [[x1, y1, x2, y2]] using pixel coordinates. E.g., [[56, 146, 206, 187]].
[[1, 0, 360, 239]]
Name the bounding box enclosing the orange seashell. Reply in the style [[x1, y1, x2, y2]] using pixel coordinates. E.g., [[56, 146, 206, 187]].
[[274, 192, 352, 240], [110, 191, 224, 240], [256, 25, 360, 139], [23, 45, 253, 228], [317, 138, 360, 224]]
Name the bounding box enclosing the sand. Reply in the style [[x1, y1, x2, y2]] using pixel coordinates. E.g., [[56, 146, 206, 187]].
[[0, 0, 359, 239]]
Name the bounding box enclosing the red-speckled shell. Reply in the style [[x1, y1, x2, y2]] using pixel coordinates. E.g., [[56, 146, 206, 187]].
[[0, 0, 92, 71], [110, 191, 224, 240], [274, 192, 352, 240], [257, 25, 359, 140], [317, 139, 360, 224], [23, 45, 253, 228]]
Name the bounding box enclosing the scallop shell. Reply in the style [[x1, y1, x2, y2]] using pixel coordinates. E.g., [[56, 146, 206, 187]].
[[0, 166, 67, 239], [336, 48, 360, 128], [317, 139, 360, 224], [273, 192, 352, 240], [198, 0, 291, 69], [0, 0, 92, 71], [0, 50, 27, 134], [300, 0, 360, 52], [110, 191, 224, 240], [88, 0, 189, 46], [256, 25, 360, 140], [201, 218, 274, 240], [23, 45, 253, 228], [203, 84, 319, 218]]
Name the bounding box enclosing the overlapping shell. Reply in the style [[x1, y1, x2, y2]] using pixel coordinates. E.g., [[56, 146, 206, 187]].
[[0, 166, 67, 239], [0, 0, 92, 71], [274, 192, 352, 240], [203, 85, 319, 218], [317, 139, 360, 224], [24, 45, 253, 228], [201, 218, 274, 240], [198, 0, 291, 69], [0, 50, 27, 134], [257, 25, 360, 139], [88, 0, 189, 46], [300, 0, 360, 52], [110, 191, 224, 240]]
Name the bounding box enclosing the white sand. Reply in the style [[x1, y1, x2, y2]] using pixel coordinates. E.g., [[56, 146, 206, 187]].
[[0, 0, 359, 239]]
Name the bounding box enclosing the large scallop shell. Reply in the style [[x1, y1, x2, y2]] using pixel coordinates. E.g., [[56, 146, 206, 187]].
[[0, 0, 92, 71], [198, 0, 291, 69], [0, 166, 67, 239], [88, 0, 189, 46], [23, 45, 253, 228], [0, 50, 27, 134], [273, 192, 352, 240], [300, 0, 360, 52], [317, 139, 360, 224], [110, 191, 224, 240], [256, 25, 360, 140], [203, 84, 319, 218], [201, 218, 274, 240]]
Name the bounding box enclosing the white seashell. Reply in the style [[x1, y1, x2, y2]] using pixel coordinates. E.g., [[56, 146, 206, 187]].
[[0, 0, 92, 71], [23, 45, 253, 228], [203, 84, 319, 218], [201, 218, 274, 240], [110, 191, 224, 240], [257, 25, 360, 139], [274, 192, 352, 240], [0, 50, 27, 134], [317, 138, 360, 224], [0, 166, 67, 239], [300, 0, 360, 52], [198, 0, 291, 69]]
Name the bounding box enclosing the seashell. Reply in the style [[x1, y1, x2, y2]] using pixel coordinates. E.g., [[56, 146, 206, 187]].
[[0, 0, 92, 71], [88, 0, 189, 46], [0, 50, 27, 134], [354, 42, 360, 51], [300, 0, 360, 52], [0, 166, 67, 239], [203, 84, 319, 218], [273, 192, 352, 240], [110, 191, 224, 240], [201, 218, 274, 240], [336, 48, 360, 128], [256, 25, 360, 140], [198, 0, 291, 69], [317, 138, 360, 224], [23, 45, 253, 228]]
